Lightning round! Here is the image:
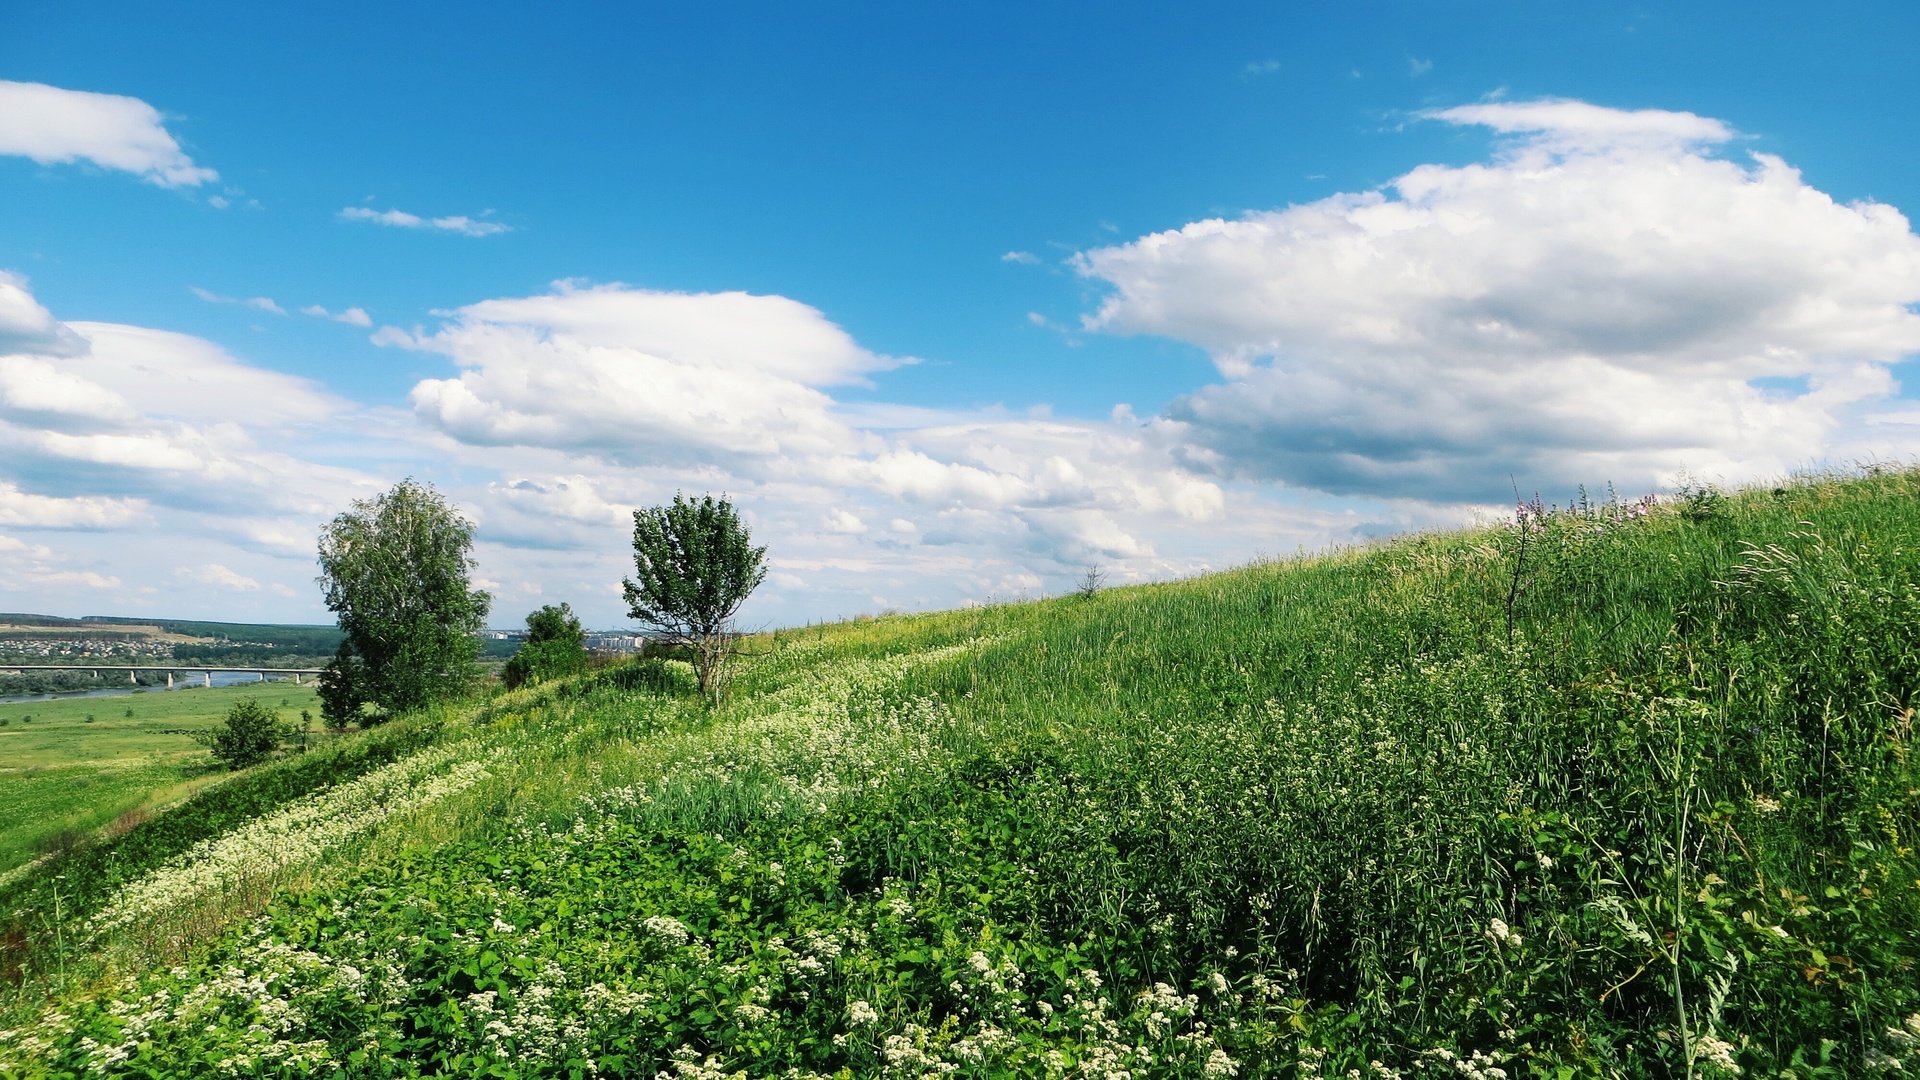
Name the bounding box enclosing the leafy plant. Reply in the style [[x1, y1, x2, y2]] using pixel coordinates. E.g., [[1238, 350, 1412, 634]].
[[503, 603, 589, 689], [316, 640, 368, 729], [195, 699, 280, 771], [316, 479, 491, 716], [622, 493, 767, 698], [13, 469, 1920, 1079]]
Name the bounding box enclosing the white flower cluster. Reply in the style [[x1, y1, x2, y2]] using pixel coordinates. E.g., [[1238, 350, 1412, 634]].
[[1483, 918, 1522, 950], [641, 914, 692, 948], [1, 925, 411, 1075], [1422, 1047, 1510, 1080], [580, 640, 994, 834], [90, 745, 498, 934], [1690, 1033, 1742, 1077], [1869, 1013, 1920, 1073]]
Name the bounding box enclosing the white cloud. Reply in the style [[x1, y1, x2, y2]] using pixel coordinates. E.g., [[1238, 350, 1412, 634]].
[[383, 280, 1338, 615], [400, 282, 899, 464], [1422, 99, 1731, 150], [0, 278, 376, 552], [174, 562, 261, 591], [1408, 57, 1434, 77], [823, 508, 867, 534], [1001, 250, 1041, 265], [1078, 99, 1920, 501], [0, 533, 121, 590], [0, 272, 88, 356], [0, 481, 145, 528], [192, 287, 286, 315], [0, 80, 217, 188], [0, 277, 399, 617], [339, 206, 511, 237], [301, 304, 372, 327]]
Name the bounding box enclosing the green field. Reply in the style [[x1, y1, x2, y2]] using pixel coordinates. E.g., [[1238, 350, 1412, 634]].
[[4, 471, 1920, 1078], [0, 682, 320, 877]]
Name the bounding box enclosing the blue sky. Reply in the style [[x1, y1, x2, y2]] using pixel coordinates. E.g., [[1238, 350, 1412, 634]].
[[4, 1, 1920, 629]]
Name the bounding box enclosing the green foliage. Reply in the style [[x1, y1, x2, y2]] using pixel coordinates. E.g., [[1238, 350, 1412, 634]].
[[189, 699, 280, 770], [13, 470, 1920, 1078], [624, 493, 768, 696], [317, 479, 491, 715], [0, 718, 447, 966], [503, 603, 589, 690], [316, 640, 369, 729]]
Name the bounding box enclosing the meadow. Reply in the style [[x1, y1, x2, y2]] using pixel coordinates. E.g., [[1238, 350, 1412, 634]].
[[0, 683, 321, 879], [3, 470, 1919, 1078]]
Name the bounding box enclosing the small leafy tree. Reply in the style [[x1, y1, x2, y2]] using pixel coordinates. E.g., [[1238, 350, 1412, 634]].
[[502, 603, 589, 689], [317, 640, 368, 729], [316, 480, 491, 715], [197, 699, 280, 770], [622, 493, 767, 698]]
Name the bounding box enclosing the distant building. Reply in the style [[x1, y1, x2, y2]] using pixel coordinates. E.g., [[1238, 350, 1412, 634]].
[[585, 633, 647, 654]]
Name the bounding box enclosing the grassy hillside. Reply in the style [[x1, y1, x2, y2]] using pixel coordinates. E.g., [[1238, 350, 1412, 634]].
[[0, 684, 323, 878], [5, 470, 1920, 1078]]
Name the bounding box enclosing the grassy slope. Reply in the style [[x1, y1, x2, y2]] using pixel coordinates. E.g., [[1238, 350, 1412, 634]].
[[6, 471, 1920, 1078], [0, 684, 322, 875]]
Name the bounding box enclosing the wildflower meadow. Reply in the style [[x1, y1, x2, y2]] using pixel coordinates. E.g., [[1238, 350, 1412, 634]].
[[5, 469, 1920, 1077]]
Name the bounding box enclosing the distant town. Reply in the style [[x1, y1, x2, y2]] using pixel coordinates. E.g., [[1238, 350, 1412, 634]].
[[1, 614, 647, 697]]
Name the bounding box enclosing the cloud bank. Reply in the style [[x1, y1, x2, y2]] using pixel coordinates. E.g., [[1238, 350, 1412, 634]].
[[1079, 100, 1920, 500], [0, 80, 217, 188], [8, 98, 1920, 626]]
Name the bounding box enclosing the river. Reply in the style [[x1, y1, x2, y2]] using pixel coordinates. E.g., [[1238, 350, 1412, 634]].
[[0, 670, 304, 706]]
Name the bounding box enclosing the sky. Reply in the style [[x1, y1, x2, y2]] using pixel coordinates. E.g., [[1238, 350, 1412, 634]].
[[4, 1, 1920, 630]]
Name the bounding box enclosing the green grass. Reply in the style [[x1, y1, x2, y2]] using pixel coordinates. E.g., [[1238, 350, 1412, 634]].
[[5, 471, 1920, 1078], [0, 683, 321, 875]]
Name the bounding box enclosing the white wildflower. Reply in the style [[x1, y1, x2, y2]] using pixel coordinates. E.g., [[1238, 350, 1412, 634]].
[[641, 915, 691, 948], [1484, 918, 1523, 949], [1692, 1033, 1741, 1077], [1203, 1048, 1238, 1077]]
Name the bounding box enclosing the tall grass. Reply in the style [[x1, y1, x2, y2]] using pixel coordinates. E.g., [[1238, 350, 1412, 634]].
[[5, 470, 1918, 1078]]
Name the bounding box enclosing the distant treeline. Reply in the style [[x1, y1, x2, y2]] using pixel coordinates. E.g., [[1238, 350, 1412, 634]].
[[149, 621, 343, 653], [168, 643, 331, 666], [0, 670, 170, 695]]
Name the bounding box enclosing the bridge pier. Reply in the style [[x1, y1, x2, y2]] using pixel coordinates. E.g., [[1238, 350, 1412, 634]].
[[166, 671, 174, 688], [204, 671, 211, 688], [129, 669, 137, 685]]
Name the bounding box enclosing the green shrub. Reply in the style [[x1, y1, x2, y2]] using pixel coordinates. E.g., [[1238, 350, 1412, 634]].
[[198, 699, 280, 770], [502, 603, 589, 689]]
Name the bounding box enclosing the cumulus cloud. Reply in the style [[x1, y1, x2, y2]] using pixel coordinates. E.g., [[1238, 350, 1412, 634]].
[[339, 206, 511, 237], [0, 272, 88, 357], [1001, 250, 1041, 265], [0, 277, 375, 551], [0, 481, 145, 528], [0, 276, 401, 617], [387, 280, 1285, 602], [1078, 99, 1920, 501], [400, 282, 898, 464], [0, 80, 217, 188]]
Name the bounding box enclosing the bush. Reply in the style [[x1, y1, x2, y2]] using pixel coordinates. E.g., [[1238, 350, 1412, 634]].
[[316, 641, 369, 730], [200, 699, 280, 771], [502, 603, 589, 689]]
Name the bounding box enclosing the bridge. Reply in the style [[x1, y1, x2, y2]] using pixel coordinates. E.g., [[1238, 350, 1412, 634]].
[[0, 665, 325, 688]]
